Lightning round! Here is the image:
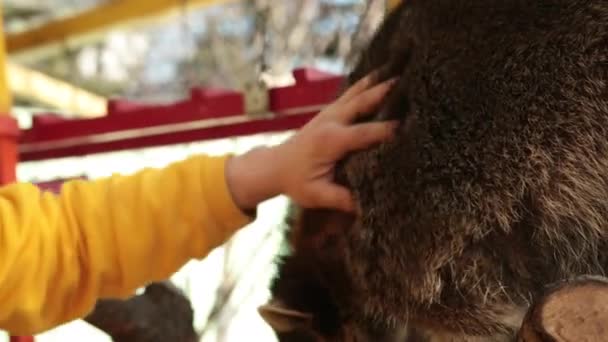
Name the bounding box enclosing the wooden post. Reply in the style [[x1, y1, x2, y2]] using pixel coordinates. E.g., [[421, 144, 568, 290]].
[[517, 275, 608, 342]]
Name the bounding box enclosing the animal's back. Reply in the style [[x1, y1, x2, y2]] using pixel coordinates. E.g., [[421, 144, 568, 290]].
[[262, 1, 608, 340]]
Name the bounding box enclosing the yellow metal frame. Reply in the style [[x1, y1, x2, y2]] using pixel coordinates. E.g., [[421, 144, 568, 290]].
[[0, 5, 12, 113], [7, 62, 106, 117], [7, 0, 235, 61], [4, 0, 239, 115]]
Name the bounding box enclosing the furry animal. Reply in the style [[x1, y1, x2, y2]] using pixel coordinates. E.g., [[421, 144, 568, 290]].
[[259, 1, 608, 341]]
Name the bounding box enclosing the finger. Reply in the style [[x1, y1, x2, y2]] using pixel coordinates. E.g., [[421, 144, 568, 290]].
[[330, 121, 398, 157], [308, 183, 355, 212], [336, 71, 379, 105], [337, 78, 397, 123]]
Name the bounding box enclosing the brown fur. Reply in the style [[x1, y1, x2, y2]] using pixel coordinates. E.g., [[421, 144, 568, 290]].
[[261, 1, 608, 341]]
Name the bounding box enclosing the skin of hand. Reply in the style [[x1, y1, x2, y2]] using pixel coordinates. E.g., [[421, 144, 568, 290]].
[[226, 73, 398, 213]]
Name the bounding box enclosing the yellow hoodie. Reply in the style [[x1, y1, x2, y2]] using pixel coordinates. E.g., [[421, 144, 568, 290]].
[[0, 155, 252, 335]]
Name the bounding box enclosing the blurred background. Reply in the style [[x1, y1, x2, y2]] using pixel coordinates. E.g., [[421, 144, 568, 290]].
[[1, 0, 390, 340]]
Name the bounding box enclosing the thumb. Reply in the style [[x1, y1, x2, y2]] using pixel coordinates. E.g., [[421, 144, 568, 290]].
[[308, 183, 355, 212]]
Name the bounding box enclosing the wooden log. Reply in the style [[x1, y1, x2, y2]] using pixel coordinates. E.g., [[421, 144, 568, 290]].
[[517, 275, 608, 342]]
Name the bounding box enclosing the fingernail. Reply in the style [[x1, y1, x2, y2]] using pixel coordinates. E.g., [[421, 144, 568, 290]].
[[365, 71, 377, 82], [387, 77, 399, 86]]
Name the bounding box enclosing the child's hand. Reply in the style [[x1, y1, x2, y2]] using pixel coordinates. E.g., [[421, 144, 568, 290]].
[[273, 75, 398, 212], [227, 74, 398, 212]]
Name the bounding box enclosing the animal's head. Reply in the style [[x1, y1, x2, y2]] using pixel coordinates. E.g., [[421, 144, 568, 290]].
[[257, 203, 359, 341], [259, 299, 411, 342], [259, 205, 409, 341]]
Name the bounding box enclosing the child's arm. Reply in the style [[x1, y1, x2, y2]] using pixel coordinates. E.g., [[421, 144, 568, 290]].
[[0, 155, 250, 335], [0, 73, 396, 335]]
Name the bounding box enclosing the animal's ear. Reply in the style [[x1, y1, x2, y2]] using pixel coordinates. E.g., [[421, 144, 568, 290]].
[[258, 300, 313, 333]]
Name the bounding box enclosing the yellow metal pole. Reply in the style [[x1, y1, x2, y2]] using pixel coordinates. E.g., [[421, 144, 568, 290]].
[[0, 7, 12, 112], [7, 0, 235, 61], [7, 62, 107, 117], [0, 3, 20, 185]]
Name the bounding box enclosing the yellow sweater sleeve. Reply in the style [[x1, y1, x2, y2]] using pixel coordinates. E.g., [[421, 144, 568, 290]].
[[0, 154, 252, 335]]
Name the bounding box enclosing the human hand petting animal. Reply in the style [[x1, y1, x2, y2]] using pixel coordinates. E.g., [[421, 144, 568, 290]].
[[226, 74, 398, 212]]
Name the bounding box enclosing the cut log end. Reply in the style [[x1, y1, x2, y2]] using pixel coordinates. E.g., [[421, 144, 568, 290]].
[[518, 275, 608, 342]]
